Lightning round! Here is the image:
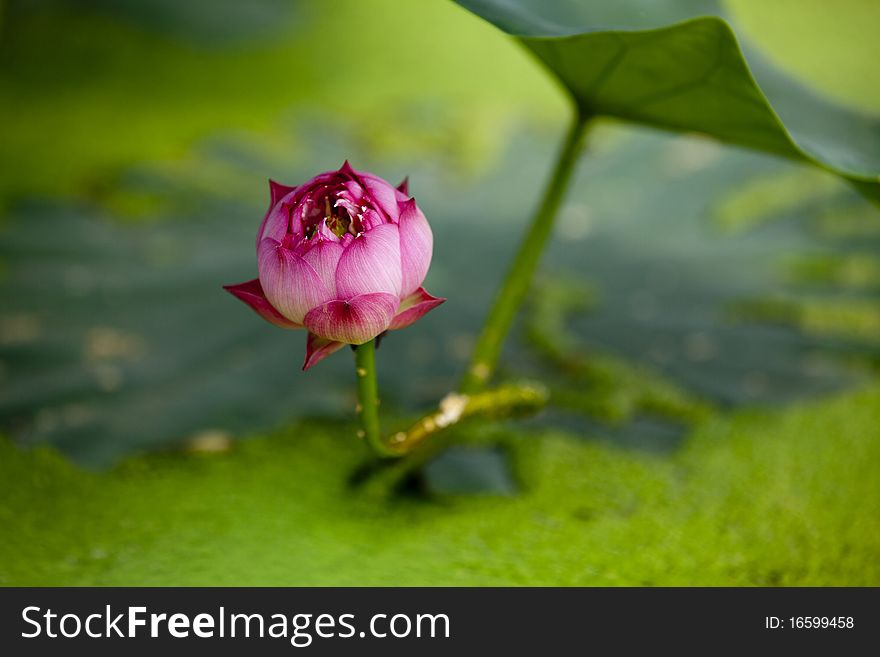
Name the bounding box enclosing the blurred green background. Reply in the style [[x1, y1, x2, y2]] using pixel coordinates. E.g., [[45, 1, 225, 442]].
[[0, 0, 878, 585]]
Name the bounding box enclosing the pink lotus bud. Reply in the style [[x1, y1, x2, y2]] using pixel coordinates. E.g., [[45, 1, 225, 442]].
[[224, 162, 445, 370]]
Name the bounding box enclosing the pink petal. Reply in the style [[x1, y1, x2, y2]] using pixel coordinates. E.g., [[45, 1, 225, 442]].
[[257, 201, 291, 247], [257, 180, 296, 247], [342, 179, 364, 200], [269, 179, 297, 206], [359, 208, 385, 231], [223, 278, 301, 329], [396, 177, 409, 196], [300, 238, 344, 298], [338, 160, 358, 178], [258, 238, 332, 324], [335, 223, 402, 299], [359, 173, 400, 221], [303, 293, 399, 345], [302, 333, 345, 371], [397, 198, 433, 297], [339, 161, 400, 222], [389, 286, 445, 330]]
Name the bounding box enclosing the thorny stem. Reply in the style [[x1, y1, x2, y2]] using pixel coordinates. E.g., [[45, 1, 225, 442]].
[[460, 112, 591, 393], [352, 383, 548, 496], [353, 340, 393, 457], [383, 383, 548, 456]]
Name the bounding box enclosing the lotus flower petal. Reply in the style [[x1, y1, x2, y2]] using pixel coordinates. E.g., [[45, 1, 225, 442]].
[[388, 286, 445, 331], [397, 199, 433, 296], [269, 179, 297, 206], [301, 238, 344, 298], [342, 179, 364, 200], [303, 292, 399, 345], [396, 177, 409, 196], [339, 161, 399, 222], [358, 173, 400, 221], [338, 160, 358, 178], [256, 180, 296, 246], [258, 238, 332, 324], [303, 333, 346, 370], [358, 208, 385, 232], [258, 202, 291, 246], [223, 278, 301, 329], [335, 223, 402, 299]]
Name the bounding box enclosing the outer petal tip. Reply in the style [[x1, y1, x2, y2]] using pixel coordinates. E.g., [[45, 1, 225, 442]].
[[303, 333, 345, 371], [389, 287, 445, 331], [339, 160, 357, 177], [396, 177, 410, 196], [269, 179, 297, 206], [224, 278, 301, 329]]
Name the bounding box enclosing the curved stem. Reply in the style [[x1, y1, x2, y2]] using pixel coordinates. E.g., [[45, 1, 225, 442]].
[[383, 382, 548, 456], [460, 112, 592, 393], [349, 382, 549, 494], [353, 340, 393, 457]]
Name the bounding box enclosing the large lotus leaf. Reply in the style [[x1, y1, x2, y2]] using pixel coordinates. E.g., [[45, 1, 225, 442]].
[[454, 0, 880, 200]]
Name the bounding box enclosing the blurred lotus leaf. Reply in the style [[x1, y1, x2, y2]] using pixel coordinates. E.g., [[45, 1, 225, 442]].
[[455, 0, 880, 201]]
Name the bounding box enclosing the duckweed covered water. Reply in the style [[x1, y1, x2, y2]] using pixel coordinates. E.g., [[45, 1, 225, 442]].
[[2, 386, 878, 585]]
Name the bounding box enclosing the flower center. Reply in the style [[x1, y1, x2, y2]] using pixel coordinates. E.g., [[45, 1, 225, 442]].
[[300, 186, 363, 241], [323, 196, 352, 238]]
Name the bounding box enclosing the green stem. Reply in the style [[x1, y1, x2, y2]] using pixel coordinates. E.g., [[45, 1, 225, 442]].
[[353, 340, 392, 457], [350, 381, 548, 494], [460, 112, 591, 393], [383, 382, 548, 455]]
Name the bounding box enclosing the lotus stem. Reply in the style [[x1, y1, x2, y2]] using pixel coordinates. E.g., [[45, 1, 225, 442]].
[[355, 347, 546, 458], [353, 340, 393, 457], [460, 112, 592, 393], [382, 382, 548, 456]]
